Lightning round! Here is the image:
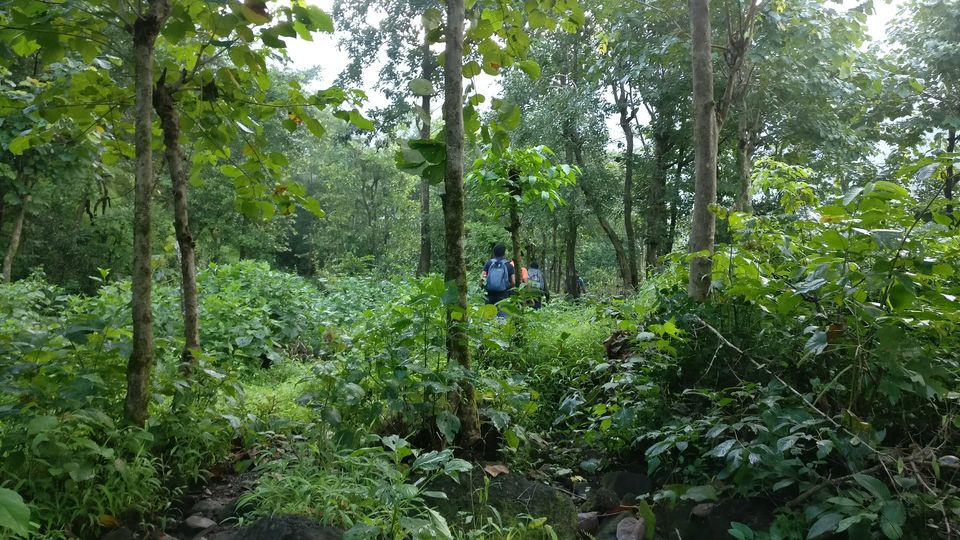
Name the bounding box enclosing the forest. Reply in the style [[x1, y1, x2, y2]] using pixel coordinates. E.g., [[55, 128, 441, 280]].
[[0, 0, 958, 538]]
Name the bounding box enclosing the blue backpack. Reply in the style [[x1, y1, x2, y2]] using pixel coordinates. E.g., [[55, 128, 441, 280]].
[[485, 258, 510, 292]]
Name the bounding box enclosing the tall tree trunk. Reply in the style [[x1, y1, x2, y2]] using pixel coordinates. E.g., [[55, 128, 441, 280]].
[[946, 129, 956, 217], [645, 132, 669, 270], [564, 210, 578, 297], [417, 32, 434, 276], [125, 0, 170, 427], [509, 203, 522, 275], [734, 107, 756, 213], [570, 140, 632, 291], [550, 217, 559, 293], [441, 0, 480, 450], [614, 83, 639, 288], [154, 81, 200, 372], [687, 0, 718, 302], [667, 199, 678, 254], [2, 195, 27, 283]]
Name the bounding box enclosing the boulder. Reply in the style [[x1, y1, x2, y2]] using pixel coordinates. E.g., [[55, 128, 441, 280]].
[[582, 487, 619, 513], [190, 498, 227, 517], [185, 515, 217, 530], [578, 512, 600, 535], [227, 515, 343, 540], [430, 469, 578, 539]]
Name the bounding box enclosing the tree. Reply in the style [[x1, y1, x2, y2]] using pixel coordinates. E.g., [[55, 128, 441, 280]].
[[468, 145, 576, 274], [888, 0, 960, 210], [125, 0, 171, 426], [335, 0, 441, 275], [687, 0, 758, 300], [440, 0, 481, 449]]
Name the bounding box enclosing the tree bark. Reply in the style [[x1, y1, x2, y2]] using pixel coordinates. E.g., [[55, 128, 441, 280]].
[[550, 216, 559, 294], [645, 131, 669, 270], [509, 203, 522, 275], [734, 105, 757, 213], [2, 195, 28, 283], [564, 209, 578, 297], [441, 0, 480, 450], [614, 83, 639, 288], [154, 80, 200, 373], [687, 0, 718, 301], [572, 142, 632, 291], [125, 0, 170, 427], [946, 129, 956, 217], [417, 32, 434, 276]]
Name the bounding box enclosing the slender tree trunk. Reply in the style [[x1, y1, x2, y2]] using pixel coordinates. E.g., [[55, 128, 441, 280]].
[[667, 199, 678, 254], [417, 32, 434, 276], [564, 210, 578, 297], [615, 84, 639, 288], [125, 0, 170, 427], [2, 196, 28, 283], [509, 203, 522, 275], [570, 141, 632, 290], [154, 81, 200, 372], [946, 129, 956, 217], [687, 0, 718, 301], [645, 132, 668, 270], [441, 0, 480, 450], [734, 108, 756, 213], [550, 217, 559, 294]]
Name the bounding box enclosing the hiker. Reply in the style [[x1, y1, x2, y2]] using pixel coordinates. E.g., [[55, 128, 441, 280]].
[[481, 243, 515, 317], [526, 261, 547, 310]]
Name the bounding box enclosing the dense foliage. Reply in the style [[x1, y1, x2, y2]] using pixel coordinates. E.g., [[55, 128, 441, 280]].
[[1, 0, 959, 539]]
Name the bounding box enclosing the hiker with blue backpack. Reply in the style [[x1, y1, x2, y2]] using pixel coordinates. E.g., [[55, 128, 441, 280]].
[[481, 244, 515, 317]]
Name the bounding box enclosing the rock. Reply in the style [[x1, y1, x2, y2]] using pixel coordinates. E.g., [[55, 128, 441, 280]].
[[600, 471, 652, 501], [228, 515, 343, 540], [596, 513, 632, 540], [578, 512, 600, 535], [185, 515, 218, 530], [191, 499, 227, 517], [101, 527, 135, 540], [615, 516, 644, 540], [431, 469, 579, 539], [691, 502, 715, 518], [583, 487, 619, 513]]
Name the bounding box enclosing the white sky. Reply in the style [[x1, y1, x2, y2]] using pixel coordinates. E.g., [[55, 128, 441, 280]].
[[282, 0, 904, 135]]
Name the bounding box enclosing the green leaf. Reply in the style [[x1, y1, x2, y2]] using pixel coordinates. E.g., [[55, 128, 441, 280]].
[[239, 4, 270, 25], [807, 513, 841, 539], [8, 135, 31, 156], [11, 35, 41, 57], [0, 488, 31, 538], [463, 61, 481, 78], [409, 78, 435, 96], [804, 331, 828, 355], [681, 485, 717, 502], [852, 473, 890, 499], [436, 411, 460, 443], [301, 196, 325, 218], [348, 110, 374, 131], [887, 282, 915, 310], [220, 164, 243, 178], [518, 59, 541, 80], [344, 523, 380, 540]]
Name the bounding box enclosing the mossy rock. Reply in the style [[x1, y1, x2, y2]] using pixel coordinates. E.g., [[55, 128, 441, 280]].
[[430, 468, 578, 539]]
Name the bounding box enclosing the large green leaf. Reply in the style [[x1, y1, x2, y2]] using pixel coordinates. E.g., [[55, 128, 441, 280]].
[[0, 488, 31, 538]]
